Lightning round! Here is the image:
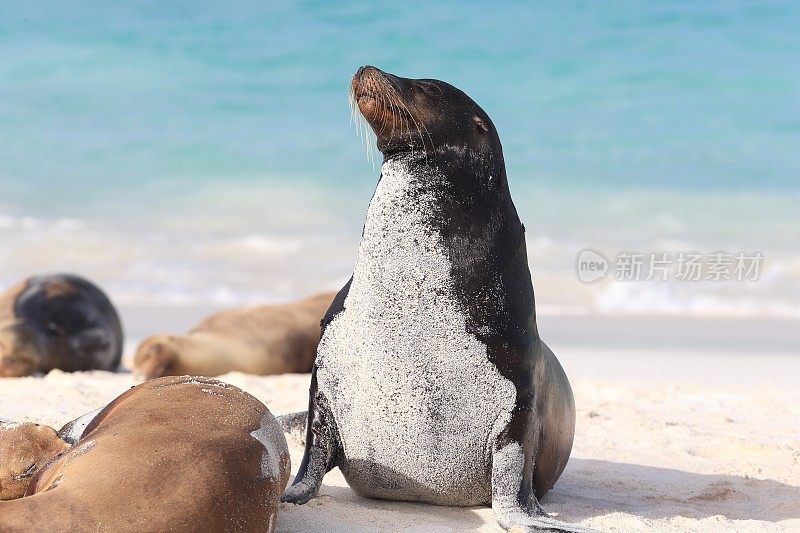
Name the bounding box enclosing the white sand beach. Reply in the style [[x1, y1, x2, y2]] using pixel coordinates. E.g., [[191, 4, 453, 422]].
[[2, 314, 798, 532]]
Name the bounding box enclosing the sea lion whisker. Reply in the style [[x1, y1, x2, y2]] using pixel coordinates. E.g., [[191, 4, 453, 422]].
[[366, 111, 378, 168], [399, 102, 414, 161], [400, 103, 418, 162], [398, 98, 430, 162], [353, 93, 369, 160], [348, 85, 355, 124], [357, 82, 378, 166], [377, 91, 390, 138], [410, 103, 434, 157], [385, 93, 400, 147], [365, 114, 378, 168]]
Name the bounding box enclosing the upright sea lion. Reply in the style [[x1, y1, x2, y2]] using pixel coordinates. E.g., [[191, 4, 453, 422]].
[[0, 376, 290, 532], [282, 67, 584, 532], [133, 291, 335, 380], [0, 274, 123, 377]]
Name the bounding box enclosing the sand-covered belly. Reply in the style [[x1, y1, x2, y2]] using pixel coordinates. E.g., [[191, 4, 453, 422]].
[[316, 301, 516, 506]]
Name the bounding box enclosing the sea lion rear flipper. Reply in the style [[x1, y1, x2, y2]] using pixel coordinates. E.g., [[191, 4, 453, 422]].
[[58, 407, 103, 444]]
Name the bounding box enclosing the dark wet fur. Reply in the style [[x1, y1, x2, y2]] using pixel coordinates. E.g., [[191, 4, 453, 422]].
[[14, 274, 123, 372]]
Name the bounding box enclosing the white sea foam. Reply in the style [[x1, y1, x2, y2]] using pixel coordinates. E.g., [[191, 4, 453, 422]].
[[0, 214, 17, 229], [0, 200, 797, 319], [233, 234, 303, 255], [594, 279, 800, 318]]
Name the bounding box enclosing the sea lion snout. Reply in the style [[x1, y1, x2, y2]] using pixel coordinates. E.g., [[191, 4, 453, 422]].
[[0, 422, 68, 500], [351, 65, 386, 120], [351, 65, 381, 95], [0, 354, 37, 378], [351, 66, 407, 116], [0, 324, 41, 378], [133, 336, 179, 380], [351, 65, 418, 152]]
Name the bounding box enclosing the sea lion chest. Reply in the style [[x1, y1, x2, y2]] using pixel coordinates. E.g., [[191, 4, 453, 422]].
[[316, 160, 517, 506]]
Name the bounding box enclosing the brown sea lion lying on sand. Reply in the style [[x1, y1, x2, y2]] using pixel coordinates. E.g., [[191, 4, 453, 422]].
[[0, 376, 290, 532], [133, 291, 335, 380], [0, 273, 123, 377]]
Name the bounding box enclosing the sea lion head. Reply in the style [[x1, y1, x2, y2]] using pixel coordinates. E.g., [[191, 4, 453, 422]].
[[13, 274, 123, 373], [351, 65, 501, 163], [133, 334, 182, 380], [0, 421, 68, 499], [0, 321, 42, 377]]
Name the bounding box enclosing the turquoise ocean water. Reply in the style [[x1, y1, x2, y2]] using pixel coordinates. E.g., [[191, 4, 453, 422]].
[[1, 1, 798, 315]]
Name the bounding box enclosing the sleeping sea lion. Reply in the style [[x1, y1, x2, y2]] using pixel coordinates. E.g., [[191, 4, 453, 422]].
[[0, 273, 123, 377], [0, 376, 290, 532], [133, 291, 335, 379]]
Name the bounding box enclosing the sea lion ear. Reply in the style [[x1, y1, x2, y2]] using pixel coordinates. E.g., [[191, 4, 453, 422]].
[[473, 116, 489, 133]]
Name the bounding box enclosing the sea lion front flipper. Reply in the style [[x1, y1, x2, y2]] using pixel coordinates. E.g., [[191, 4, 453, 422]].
[[280, 369, 340, 504], [491, 368, 591, 533], [491, 434, 594, 533], [277, 411, 308, 437], [281, 279, 350, 504]]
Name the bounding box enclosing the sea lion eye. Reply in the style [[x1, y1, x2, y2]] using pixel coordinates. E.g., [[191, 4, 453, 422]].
[[14, 463, 36, 480], [417, 83, 441, 97], [473, 116, 489, 133]]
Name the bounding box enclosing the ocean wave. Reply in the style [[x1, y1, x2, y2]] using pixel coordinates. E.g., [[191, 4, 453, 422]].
[[591, 281, 800, 319], [0, 214, 84, 232], [1, 212, 798, 320], [210, 234, 304, 256]]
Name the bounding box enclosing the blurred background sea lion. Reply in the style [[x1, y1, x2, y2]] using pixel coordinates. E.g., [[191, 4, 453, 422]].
[[133, 291, 335, 379], [0, 274, 123, 377]]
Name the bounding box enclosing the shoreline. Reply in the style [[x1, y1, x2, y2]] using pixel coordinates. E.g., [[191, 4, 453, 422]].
[[120, 305, 800, 379], [121, 304, 800, 351]]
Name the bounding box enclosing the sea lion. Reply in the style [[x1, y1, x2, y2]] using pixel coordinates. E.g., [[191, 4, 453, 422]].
[[0, 274, 123, 377], [0, 421, 69, 500], [0, 376, 290, 532], [282, 66, 584, 532], [133, 291, 336, 380]]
